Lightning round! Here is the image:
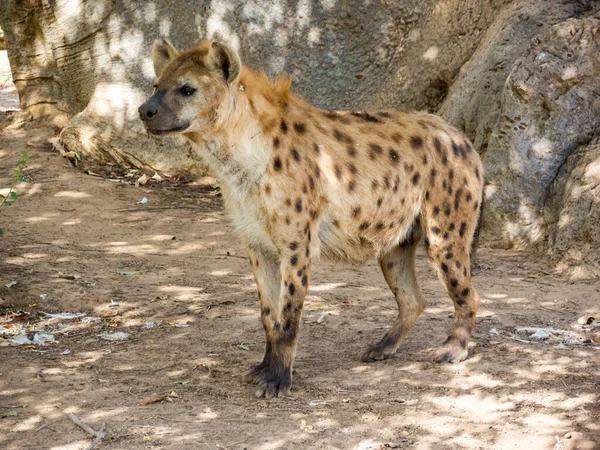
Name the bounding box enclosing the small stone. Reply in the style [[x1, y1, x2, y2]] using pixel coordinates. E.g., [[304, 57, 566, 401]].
[[563, 432, 572, 439]]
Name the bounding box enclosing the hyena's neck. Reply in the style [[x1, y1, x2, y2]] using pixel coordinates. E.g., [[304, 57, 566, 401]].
[[185, 66, 301, 198]]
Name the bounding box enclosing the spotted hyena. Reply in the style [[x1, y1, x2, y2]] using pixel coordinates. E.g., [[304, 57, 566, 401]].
[[139, 39, 485, 398]]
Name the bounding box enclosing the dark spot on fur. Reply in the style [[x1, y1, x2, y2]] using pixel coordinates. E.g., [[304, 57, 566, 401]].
[[431, 226, 441, 234], [425, 191, 430, 200], [410, 135, 423, 149], [412, 173, 420, 185], [290, 255, 298, 266], [285, 198, 292, 206], [433, 206, 440, 216], [377, 198, 383, 207], [348, 163, 358, 175], [371, 179, 379, 191], [446, 252, 453, 259], [459, 222, 467, 237], [290, 242, 298, 250], [443, 232, 449, 239], [273, 157, 282, 171], [295, 199, 303, 213], [348, 180, 356, 191], [352, 206, 361, 217], [449, 223, 455, 231], [475, 167, 480, 179], [454, 188, 462, 210], [359, 221, 370, 231], [347, 146, 357, 157], [294, 122, 307, 134], [284, 302, 292, 313], [262, 307, 270, 316], [333, 129, 353, 144], [456, 260, 462, 268], [369, 143, 383, 159], [441, 262, 449, 273], [466, 192, 472, 202], [313, 143, 320, 154], [351, 111, 381, 123], [389, 148, 400, 164], [334, 165, 343, 179], [462, 288, 469, 297], [391, 132, 402, 143], [305, 246, 310, 257], [280, 120, 288, 134], [264, 184, 271, 195], [288, 283, 295, 296], [375, 222, 384, 231], [383, 175, 391, 190], [292, 148, 301, 162], [444, 206, 451, 216], [273, 136, 280, 148], [450, 278, 458, 288], [422, 154, 428, 165], [301, 275, 308, 287]]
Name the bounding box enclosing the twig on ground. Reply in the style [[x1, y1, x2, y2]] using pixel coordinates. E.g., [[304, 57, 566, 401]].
[[68, 413, 107, 449], [68, 413, 98, 436], [85, 423, 107, 450]]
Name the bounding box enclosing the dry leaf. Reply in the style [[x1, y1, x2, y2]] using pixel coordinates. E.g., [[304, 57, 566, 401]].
[[141, 393, 167, 405], [8, 311, 30, 321], [137, 174, 149, 185], [140, 392, 178, 405], [103, 311, 119, 318]]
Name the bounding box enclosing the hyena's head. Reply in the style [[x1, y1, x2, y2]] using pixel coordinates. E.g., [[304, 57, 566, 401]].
[[138, 39, 241, 135]]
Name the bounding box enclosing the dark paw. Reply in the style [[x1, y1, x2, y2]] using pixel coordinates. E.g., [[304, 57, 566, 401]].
[[255, 376, 292, 398], [432, 337, 469, 363], [244, 362, 269, 384], [360, 344, 398, 363], [250, 360, 292, 398]]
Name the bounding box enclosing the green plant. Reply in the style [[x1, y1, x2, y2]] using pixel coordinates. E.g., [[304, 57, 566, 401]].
[[0, 151, 29, 236]]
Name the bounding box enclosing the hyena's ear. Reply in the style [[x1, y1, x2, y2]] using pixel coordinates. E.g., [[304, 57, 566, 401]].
[[152, 39, 180, 77], [207, 41, 242, 85]]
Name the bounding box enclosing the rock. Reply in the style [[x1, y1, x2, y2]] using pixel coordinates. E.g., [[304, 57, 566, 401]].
[[441, 2, 600, 250], [546, 140, 600, 278]]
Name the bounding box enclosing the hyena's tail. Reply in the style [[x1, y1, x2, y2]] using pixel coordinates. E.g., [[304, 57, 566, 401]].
[[470, 188, 485, 261]]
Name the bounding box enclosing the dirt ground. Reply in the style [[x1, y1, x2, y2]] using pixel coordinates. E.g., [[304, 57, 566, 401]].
[[1, 68, 599, 450]]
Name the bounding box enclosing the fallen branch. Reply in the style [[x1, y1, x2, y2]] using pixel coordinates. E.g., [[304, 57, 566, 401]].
[[68, 413, 107, 449]]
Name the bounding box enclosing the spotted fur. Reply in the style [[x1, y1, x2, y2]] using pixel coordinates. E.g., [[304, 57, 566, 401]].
[[139, 40, 485, 398]]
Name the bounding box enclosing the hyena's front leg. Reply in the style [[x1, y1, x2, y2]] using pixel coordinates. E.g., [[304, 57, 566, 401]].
[[244, 245, 280, 386], [245, 242, 310, 398]]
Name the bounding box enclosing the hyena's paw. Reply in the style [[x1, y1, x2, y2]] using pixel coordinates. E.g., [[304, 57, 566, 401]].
[[244, 362, 269, 384], [360, 343, 398, 363], [432, 336, 469, 363], [248, 360, 292, 398]]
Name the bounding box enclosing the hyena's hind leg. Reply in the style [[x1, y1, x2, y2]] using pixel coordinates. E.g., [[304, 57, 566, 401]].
[[423, 208, 482, 363], [361, 226, 427, 362]]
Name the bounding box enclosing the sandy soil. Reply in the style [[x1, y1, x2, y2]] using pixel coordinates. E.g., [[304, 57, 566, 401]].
[[0, 116, 599, 448]]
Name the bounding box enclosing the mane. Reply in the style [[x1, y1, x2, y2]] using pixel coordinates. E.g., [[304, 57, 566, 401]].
[[239, 66, 295, 108]]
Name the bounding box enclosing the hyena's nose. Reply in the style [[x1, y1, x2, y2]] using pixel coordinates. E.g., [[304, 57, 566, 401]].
[[138, 102, 158, 121]]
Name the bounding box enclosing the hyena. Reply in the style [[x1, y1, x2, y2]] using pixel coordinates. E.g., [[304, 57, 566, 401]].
[[138, 39, 485, 398]]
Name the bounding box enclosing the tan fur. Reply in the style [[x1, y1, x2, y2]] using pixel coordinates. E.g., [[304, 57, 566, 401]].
[[140, 40, 485, 398]]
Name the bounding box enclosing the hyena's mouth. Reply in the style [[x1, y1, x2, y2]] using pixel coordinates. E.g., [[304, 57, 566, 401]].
[[145, 122, 190, 135]]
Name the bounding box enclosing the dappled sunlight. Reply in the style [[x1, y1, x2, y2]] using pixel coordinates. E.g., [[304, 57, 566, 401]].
[[53, 190, 91, 199], [158, 284, 208, 302], [48, 441, 91, 450], [310, 282, 346, 292]]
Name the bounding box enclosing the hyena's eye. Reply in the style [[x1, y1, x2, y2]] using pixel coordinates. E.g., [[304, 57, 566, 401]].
[[179, 85, 196, 97]]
